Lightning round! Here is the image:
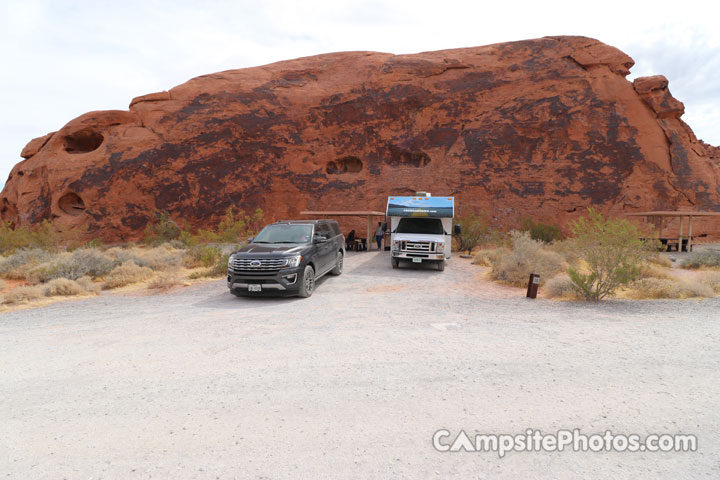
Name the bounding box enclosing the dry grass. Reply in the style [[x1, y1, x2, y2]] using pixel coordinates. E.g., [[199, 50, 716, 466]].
[[2, 285, 44, 304], [76, 275, 101, 294], [647, 254, 673, 268], [698, 271, 720, 294], [43, 278, 87, 297], [489, 231, 566, 287], [147, 273, 184, 291], [545, 239, 581, 265], [626, 278, 714, 299], [544, 274, 580, 300], [0, 278, 5, 291], [102, 262, 153, 290], [638, 263, 674, 280], [471, 248, 501, 267], [28, 249, 117, 283]]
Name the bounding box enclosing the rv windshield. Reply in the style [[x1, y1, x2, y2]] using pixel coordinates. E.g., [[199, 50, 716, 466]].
[[396, 218, 444, 235]]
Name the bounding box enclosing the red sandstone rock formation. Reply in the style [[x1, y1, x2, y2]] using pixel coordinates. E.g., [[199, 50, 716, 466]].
[[3, 36, 720, 241]]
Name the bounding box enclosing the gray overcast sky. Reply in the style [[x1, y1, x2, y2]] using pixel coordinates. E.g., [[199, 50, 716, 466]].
[[1, 0, 718, 183]]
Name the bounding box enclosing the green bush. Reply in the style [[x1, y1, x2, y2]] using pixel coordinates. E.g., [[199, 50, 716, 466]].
[[0, 221, 58, 254], [186, 244, 221, 268], [568, 208, 649, 301], [143, 211, 182, 245], [680, 250, 720, 269], [520, 218, 563, 244], [489, 231, 565, 286], [189, 252, 230, 279], [453, 213, 489, 254]]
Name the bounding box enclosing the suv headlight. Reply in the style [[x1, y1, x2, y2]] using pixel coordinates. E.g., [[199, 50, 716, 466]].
[[228, 254, 235, 267], [286, 255, 303, 267]]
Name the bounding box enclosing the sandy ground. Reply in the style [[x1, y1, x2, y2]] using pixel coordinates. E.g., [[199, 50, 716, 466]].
[[1, 250, 719, 479]]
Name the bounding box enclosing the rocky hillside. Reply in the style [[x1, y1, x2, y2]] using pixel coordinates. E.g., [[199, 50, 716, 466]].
[[3, 36, 719, 240]]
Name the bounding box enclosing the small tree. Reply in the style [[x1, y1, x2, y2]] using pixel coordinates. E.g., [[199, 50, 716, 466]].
[[520, 218, 563, 244], [453, 213, 489, 255], [143, 211, 181, 245], [568, 208, 649, 301]]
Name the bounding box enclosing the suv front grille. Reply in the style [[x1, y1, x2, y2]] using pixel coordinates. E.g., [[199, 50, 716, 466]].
[[231, 258, 288, 272], [401, 241, 435, 253]]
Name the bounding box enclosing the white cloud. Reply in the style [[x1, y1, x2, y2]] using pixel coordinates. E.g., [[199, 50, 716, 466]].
[[1, 0, 719, 182]]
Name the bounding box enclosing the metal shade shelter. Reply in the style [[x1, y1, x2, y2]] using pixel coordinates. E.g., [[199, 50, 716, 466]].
[[300, 211, 386, 250], [625, 211, 720, 252]]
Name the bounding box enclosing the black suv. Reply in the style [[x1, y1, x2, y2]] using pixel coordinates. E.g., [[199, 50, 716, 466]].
[[227, 220, 345, 298]]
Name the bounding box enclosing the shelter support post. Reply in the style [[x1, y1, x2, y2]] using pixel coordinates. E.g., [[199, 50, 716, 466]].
[[687, 215, 693, 252], [367, 215, 373, 250], [678, 216, 684, 252]]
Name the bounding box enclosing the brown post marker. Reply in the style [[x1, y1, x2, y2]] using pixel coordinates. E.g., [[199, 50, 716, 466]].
[[526, 273, 540, 299]]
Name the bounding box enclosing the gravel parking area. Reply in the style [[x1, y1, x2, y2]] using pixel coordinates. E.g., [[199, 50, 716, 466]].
[[1, 251, 719, 479]]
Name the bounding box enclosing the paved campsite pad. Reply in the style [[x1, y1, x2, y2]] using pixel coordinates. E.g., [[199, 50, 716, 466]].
[[1, 251, 719, 479]]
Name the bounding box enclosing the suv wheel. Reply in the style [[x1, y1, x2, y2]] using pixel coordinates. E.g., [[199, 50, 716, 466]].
[[330, 252, 343, 275], [391, 257, 399, 269], [298, 265, 315, 298], [437, 260, 445, 271]]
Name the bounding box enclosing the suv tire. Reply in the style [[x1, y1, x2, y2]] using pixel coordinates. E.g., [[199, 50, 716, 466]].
[[330, 252, 343, 275], [437, 260, 445, 271], [298, 265, 315, 298]]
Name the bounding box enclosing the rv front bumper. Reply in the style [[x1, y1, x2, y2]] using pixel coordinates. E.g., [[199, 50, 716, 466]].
[[392, 251, 445, 261]]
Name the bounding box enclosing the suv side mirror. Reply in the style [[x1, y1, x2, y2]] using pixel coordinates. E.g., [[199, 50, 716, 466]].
[[247, 237, 254, 243], [314, 234, 328, 243], [453, 225, 461, 235]]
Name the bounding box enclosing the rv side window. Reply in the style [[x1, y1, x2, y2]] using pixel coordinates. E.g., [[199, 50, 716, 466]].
[[395, 218, 444, 235]]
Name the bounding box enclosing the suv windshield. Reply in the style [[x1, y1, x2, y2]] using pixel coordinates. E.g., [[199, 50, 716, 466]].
[[253, 224, 314, 244], [396, 218, 444, 235]]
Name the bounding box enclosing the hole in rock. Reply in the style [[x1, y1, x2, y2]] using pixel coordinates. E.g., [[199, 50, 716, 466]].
[[63, 128, 104, 153], [326, 156, 363, 174], [58, 192, 86, 216]]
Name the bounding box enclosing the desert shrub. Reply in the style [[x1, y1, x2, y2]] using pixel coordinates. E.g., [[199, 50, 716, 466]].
[[489, 231, 565, 286], [76, 276, 101, 294], [568, 209, 650, 301], [105, 245, 185, 271], [680, 250, 720, 269], [2, 285, 44, 304], [521, 218, 563, 244], [453, 213, 490, 254], [147, 273, 184, 290], [185, 244, 221, 268], [0, 248, 55, 279], [545, 239, 581, 265], [699, 271, 720, 294], [143, 211, 182, 245], [30, 248, 116, 282], [544, 274, 580, 299], [189, 252, 230, 279], [627, 278, 714, 299], [102, 262, 153, 289], [0, 220, 58, 254], [43, 278, 86, 297], [647, 253, 673, 268]]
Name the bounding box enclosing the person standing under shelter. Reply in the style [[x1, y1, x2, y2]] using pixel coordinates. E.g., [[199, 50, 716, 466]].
[[375, 222, 384, 250]]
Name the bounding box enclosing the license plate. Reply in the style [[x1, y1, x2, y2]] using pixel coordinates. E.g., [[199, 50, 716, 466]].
[[248, 284, 262, 292], [412, 258, 422, 263]]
